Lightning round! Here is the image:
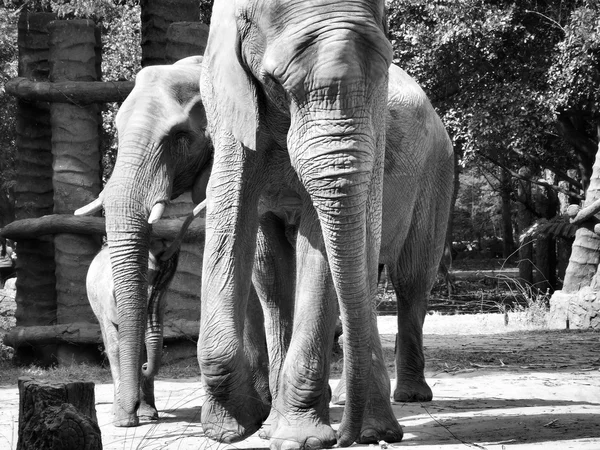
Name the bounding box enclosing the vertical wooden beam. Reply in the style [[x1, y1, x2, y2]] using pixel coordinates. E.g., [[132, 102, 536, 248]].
[[140, 0, 200, 66], [165, 21, 209, 63], [48, 20, 103, 363], [14, 11, 58, 365]]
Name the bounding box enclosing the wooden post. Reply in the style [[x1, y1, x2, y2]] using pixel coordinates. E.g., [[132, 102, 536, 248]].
[[48, 20, 103, 363], [17, 377, 100, 450], [165, 22, 209, 63], [13, 11, 58, 366], [140, 0, 200, 66]]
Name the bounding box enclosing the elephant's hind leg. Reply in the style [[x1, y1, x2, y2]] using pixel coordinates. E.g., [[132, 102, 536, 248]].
[[389, 215, 444, 403]]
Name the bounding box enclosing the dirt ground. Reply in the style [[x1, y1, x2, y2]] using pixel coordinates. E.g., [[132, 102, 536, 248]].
[[1, 308, 599, 449]]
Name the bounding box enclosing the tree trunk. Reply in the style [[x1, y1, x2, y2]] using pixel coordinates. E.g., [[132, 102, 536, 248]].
[[549, 126, 600, 330], [500, 165, 515, 258], [562, 135, 600, 292], [17, 378, 100, 450], [517, 167, 533, 284]]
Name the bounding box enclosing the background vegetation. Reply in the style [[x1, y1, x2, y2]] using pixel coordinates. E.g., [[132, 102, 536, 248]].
[[1, 0, 599, 285]]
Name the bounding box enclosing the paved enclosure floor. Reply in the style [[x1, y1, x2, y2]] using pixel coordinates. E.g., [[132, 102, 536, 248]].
[[1, 319, 599, 449]]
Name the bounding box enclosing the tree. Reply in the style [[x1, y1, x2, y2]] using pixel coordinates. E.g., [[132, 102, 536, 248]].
[[387, 0, 586, 283], [0, 6, 17, 227]]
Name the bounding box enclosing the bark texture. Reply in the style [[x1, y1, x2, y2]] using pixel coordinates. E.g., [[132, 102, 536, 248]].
[[48, 20, 102, 327], [140, 0, 200, 66], [165, 22, 209, 63], [17, 378, 100, 450], [13, 12, 58, 364], [550, 134, 600, 329]]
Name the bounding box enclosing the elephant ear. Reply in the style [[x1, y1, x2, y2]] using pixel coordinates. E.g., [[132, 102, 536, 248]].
[[185, 94, 207, 134], [192, 158, 212, 204], [201, 1, 259, 149]]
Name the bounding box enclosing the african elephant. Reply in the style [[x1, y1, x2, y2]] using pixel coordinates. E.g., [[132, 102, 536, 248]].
[[75, 56, 213, 427], [199, 1, 399, 448], [86, 241, 176, 423], [331, 64, 454, 405]]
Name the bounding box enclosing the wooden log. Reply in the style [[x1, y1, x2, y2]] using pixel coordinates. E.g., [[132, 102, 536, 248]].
[[17, 377, 100, 450], [0, 214, 206, 242], [6, 77, 134, 104], [5, 319, 200, 347]]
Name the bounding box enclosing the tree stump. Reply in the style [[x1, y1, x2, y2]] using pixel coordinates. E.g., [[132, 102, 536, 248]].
[[17, 377, 101, 450]]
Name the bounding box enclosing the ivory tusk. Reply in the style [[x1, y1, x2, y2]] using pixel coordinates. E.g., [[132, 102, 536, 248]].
[[160, 200, 206, 262], [192, 199, 207, 217], [148, 203, 166, 224], [74, 194, 104, 216]]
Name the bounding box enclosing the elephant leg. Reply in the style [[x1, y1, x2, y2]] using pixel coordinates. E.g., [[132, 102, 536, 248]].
[[389, 217, 442, 402], [269, 209, 338, 450], [243, 284, 271, 409], [198, 146, 270, 442], [252, 212, 296, 439], [330, 303, 403, 443], [100, 318, 126, 423], [138, 374, 158, 421]]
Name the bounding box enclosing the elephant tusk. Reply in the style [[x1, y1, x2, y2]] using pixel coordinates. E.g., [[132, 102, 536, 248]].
[[160, 200, 206, 262], [148, 203, 166, 224], [192, 199, 207, 217], [74, 193, 104, 216]]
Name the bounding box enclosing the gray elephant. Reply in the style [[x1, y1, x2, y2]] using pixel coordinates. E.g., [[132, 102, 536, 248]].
[[76, 56, 270, 428], [86, 241, 174, 423], [199, 1, 401, 448], [77, 44, 452, 446], [76, 56, 213, 427], [86, 202, 204, 425]]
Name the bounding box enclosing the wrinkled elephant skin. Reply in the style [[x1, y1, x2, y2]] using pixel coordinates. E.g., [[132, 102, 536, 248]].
[[86, 245, 171, 425], [78, 57, 213, 427], [199, 1, 400, 448]]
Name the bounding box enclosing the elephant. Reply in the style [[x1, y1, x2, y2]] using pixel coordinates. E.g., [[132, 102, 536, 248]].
[[331, 64, 454, 406], [76, 44, 453, 446], [198, 1, 402, 448], [86, 241, 175, 424], [75, 56, 214, 427], [86, 202, 205, 425]]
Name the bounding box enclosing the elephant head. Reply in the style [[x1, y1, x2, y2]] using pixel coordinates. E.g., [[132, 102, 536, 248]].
[[76, 57, 211, 426], [199, 1, 393, 446]]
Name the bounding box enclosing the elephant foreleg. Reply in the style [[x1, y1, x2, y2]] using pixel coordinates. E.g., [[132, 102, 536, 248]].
[[253, 212, 296, 439], [269, 208, 338, 450], [198, 144, 270, 442]]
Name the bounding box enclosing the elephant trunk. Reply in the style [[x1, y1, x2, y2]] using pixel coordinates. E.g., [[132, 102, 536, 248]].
[[289, 112, 384, 445], [105, 196, 151, 426]]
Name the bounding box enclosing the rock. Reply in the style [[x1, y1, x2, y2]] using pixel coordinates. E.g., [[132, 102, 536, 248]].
[[4, 277, 16, 290], [548, 287, 600, 330]]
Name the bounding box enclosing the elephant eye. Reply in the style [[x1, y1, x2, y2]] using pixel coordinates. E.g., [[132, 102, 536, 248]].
[[170, 131, 192, 157]]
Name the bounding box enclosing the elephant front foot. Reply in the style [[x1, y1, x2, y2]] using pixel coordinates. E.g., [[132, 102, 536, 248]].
[[393, 377, 432, 402], [201, 394, 269, 443], [270, 421, 337, 450], [112, 404, 139, 427], [137, 402, 159, 421], [358, 413, 403, 444], [258, 408, 279, 440]]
